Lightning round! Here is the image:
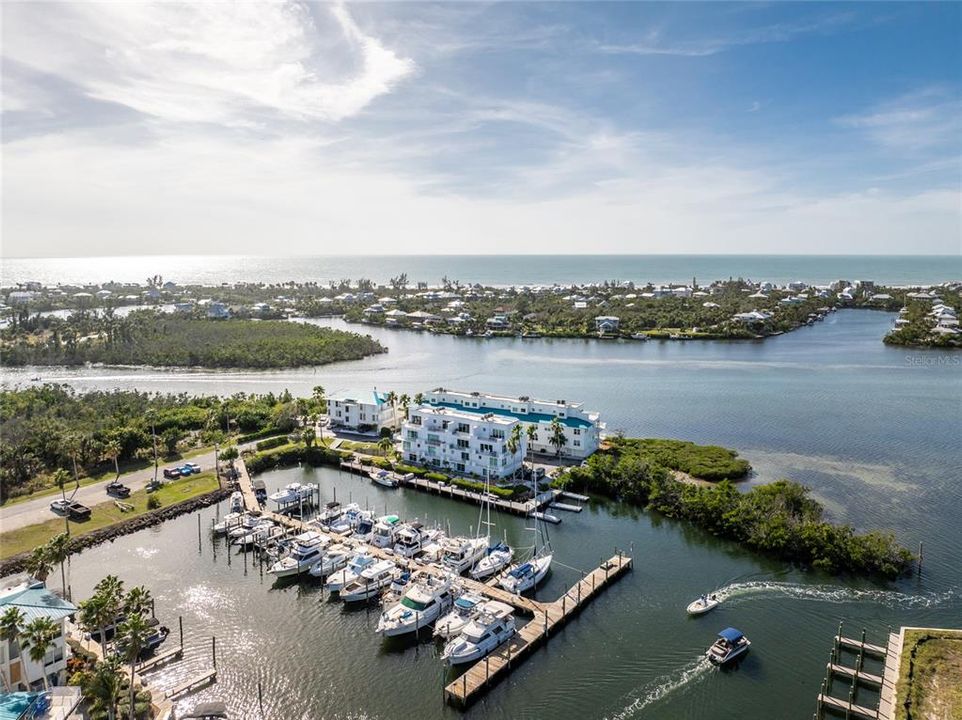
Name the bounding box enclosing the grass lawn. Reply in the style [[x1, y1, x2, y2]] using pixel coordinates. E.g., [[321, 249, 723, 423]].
[[1, 445, 218, 508], [0, 472, 219, 560], [895, 628, 962, 720]]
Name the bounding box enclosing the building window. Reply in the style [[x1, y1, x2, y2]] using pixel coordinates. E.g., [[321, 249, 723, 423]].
[[457, 439, 469, 449], [491, 430, 504, 440], [573, 428, 581, 435], [574, 440, 581, 447], [457, 423, 470, 434], [412, 416, 422, 426], [461, 452, 469, 461], [480, 443, 493, 454]]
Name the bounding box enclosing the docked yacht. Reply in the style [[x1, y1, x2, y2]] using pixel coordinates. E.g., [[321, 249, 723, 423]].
[[369, 469, 398, 488], [307, 544, 352, 579], [434, 593, 485, 639], [351, 512, 376, 543], [267, 531, 329, 578], [268, 482, 314, 507], [232, 520, 279, 549], [340, 560, 397, 603], [377, 574, 455, 637], [499, 553, 553, 594], [228, 514, 263, 539], [212, 512, 243, 536], [441, 601, 516, 665], [228, 492, 244, 514], [392, 523, 426, 558], [706, 627, 751, 665], [469, 542, 514, 580], [325, 552, 376, 592], [370, 515, 402, 548], [441, 536, 489, 575]]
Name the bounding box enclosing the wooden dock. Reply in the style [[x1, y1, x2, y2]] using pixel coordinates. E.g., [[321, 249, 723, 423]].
[[235, 459, 260, 511], [136, 644, 183, 673], [838, 636, 887, 657], [816, 693, 879, 720], [827, 663, 883, 688], [165, 669, 218, 699], [876, 631, 904, 720], [444, 553, 632, 708]]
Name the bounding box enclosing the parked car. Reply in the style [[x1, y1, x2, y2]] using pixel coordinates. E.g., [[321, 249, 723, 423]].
[[163, 468, 181, 479], [178, 465, 193, 476], [106, 481, 131, 498], [147, 479, 162, 493], [185, 462, 201, 473], [66, 501, 91, 520], [50, 499, 70, 515]]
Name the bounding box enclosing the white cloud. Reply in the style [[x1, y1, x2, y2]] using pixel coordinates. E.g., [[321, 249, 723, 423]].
[[1, 1, 414, 126], [836, 88, 962, 154]]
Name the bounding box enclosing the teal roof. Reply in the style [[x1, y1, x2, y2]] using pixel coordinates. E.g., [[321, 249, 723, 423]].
[[429, 400, 593, 429], [0, 585, 77, 623]]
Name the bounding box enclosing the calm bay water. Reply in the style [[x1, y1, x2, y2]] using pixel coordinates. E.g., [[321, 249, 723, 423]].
[[3, 310, 961, 719], [3, 254, 961, 288]]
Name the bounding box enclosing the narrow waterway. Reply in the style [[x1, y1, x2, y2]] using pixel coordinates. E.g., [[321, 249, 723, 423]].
[[4, 309, 961, 719]]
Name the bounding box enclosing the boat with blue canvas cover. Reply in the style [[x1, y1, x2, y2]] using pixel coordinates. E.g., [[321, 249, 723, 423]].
[[706, 627, 751, 665]]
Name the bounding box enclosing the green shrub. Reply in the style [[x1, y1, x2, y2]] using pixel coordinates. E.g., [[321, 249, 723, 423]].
[[147, 495, 161, 510], [238, 427, 283, 444], [451, 478, 516, 498], [424, 472, 448, 482], [256, 436, 288, 451]]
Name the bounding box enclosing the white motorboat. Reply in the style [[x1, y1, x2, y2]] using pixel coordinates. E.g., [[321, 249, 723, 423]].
[[232, 519, 277, 548], [707, 627, 751, 665], [441, 601, 516, 665], [377, 574, 455, 637], [325, 552, 376, 592], [434, 592, 485, 639], [228, 492, 244, 514], [441, 536, 489, 575], [392, 523, 426, 559], [340, 560, 397, 603], [212, 512, 243, 535], [369, 469, 398, 488], [630, 333, 649, 341], [470, 542, 514, 580], [267, 531, 329, 578], [370, 515, 402, 548], [268, 482, 315, 506], [499, 553, 553, 594], [687, 594, 720, 616], [315, 501, 345, 529], [228, 514, 262, 539], [351, 512, 375, 543], [308, 544, 352, 579], [530, 510, 561, 525]]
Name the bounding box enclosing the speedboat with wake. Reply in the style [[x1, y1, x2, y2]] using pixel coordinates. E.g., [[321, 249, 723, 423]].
[[376, 574, 455, 637], [441, 601, 516, 665], [706, 627, 751, 665], [687, 593, 720, 615]]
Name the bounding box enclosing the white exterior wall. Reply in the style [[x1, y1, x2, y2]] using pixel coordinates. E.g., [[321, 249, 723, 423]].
[[1, 624, 68, 690], [422, 389, 602, 459], [330, 397, 398, 432], [400, 407, 525, 480]]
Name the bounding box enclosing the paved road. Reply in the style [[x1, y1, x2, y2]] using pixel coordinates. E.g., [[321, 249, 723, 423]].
[[0, 449, 225, 534]]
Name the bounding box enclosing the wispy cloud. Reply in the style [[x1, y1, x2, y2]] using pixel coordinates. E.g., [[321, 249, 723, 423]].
[[2, 1, 414, 126], [836, 88, 962, 154]]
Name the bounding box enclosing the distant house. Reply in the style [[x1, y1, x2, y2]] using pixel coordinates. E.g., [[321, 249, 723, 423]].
[[362, 304, 385, 316], [486, 315, 510, 329], [702, 301, 721, 309], [0, 578, 77, 690], [207, 301, 230, 320], [329, 390, 399, 433], [733, 310, 773, 323], [870, 293, 893, 302], [174, 302, 193, 314], [594, 316, 620, 332], [6, 291, 36, 306]]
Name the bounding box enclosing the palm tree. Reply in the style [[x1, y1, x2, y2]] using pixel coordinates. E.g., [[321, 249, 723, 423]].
[[25, 546, 52, 584], [116, 612, 152, 720], [548, 418, 568, 458], [45, 533, 72, 598], [377, 436, 394, 459], [52, 468, 72, 535], [82, 656, 123, 720], [62, 433, 84, 488], [77, 594, 111, 655], [506, 425, 522, 480], [0, 607, 26, 690], [413, 392, 424, 406], [145, 410, 159, 484], [526, 424, 537, 468], [93, 575, 125, 654], [384, 391, 397, 428], [312, 385, 326, 413], [302, 428, 316, 448], [20, 617, 59, 690], [123, 586, 152, 620], [104, 439, 122, 480]]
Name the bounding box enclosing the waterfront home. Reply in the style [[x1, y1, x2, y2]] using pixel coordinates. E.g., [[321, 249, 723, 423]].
[[485, 315, 510, 330], [732, 310, 773, 323], [401, 405, 525, 480], [420, 389, 603, 459], [206, 301, 230, 320], [594, 316, 620, 333], [329, 390, 399, 433], [5, 291, 37, 305], [0, 578, 77, 690]]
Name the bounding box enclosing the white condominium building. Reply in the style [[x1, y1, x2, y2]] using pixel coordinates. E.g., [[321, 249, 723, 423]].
[[421, 388, 603, 459], [329, 390, 399, 433], [401, 406, 525, 480]]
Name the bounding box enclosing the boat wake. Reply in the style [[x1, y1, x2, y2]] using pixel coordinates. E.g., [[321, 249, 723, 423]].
[[605, 656, 712, 720], [713, 581, 955, 609]]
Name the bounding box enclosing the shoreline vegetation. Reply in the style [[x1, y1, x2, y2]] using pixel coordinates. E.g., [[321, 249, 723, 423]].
[[553, 437, 913, 578], [3, 275, 960, 349], [0, 309, 385, 368]]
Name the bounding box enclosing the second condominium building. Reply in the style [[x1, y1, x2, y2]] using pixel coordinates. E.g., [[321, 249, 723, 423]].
[[420, 388, 603, 459]]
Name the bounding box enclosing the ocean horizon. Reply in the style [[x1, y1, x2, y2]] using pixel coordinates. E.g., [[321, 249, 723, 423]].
[[2, 253, 960, 288]]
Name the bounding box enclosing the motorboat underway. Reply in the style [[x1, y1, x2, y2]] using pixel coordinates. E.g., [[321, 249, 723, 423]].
[[308, 544, 352, 579], [434, 593, 485, 639], [441, 601, 516, 665], [370, 515, 402, 549], [351, 512, 376, 543], [212, 512, 243, 536], [267, 531, 329, 577], [441, 536, 489, 575], [370, 469, 398, 488], [499, 553, 553, 594], [325, 552, 376, 592], [377, 574, 455, 637], [687, 593, 720, 616], [393, 523, 426, 559], [706, 627, 751, 665], [269, 482, 314, 506], [470, 542, 514, 580], [228, 492, 244, 514], [340, 560, 397, 603]]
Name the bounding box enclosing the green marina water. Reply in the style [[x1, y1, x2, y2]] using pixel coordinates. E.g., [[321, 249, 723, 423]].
[[3, 309, 960, 719]]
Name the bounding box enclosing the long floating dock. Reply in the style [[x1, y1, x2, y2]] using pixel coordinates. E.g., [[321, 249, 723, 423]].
[[444, 553, 633, 708]]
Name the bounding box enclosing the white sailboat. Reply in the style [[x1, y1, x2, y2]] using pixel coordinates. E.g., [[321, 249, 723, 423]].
[[467, 473, 512, 580], [499, 474, 553, 594]]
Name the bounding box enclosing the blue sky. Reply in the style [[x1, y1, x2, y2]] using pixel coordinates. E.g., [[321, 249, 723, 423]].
[[2, 1, 960, 256]]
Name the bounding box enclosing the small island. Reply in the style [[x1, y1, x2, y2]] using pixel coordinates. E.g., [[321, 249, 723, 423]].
[[0, 308, 385, 368]]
